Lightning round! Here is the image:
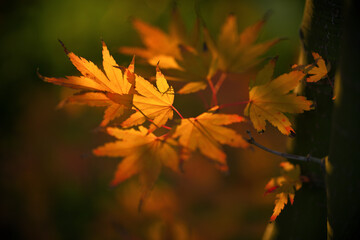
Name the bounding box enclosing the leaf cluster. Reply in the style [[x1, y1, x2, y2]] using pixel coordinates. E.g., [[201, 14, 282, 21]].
[[41, 7, 328, 217]]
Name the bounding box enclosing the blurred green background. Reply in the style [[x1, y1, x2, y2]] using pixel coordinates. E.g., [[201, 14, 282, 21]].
[[0, 0, 305, 239]]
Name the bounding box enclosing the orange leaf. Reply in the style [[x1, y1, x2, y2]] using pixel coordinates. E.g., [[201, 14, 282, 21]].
[[173, 108, 248, 171], [40, 41, 134, 126], [119, 6, 193, 70], [204, 13, 282, 73], [265, 162, 303, 221], [93, 126, 179, 206], [306, 52, 328, 82]]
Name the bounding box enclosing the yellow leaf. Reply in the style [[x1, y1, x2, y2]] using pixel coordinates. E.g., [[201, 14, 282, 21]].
[[245, 60, 312, 135], [93, 126, 179, 205], [100, 104, 125, 127], [40, 41, 134, 126], [122, 67, 174, 131], [58, 92, 112, 107], [177, 81, 207, 94], [173, 110, 248, 171], [249, 57, 277, 89]]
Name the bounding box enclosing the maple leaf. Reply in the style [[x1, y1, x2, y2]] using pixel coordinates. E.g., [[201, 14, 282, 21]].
[[119, 7, 199, 69], [204, 13, 282, 73], [39, 41, 134, 126], [264, 162, 302, 221], [306, 52, 328, 82], [163, 44, 217, 94], [121, 66, 175, 132], [173, 107, 248, 171], [291, 52, 328, 83], [244, 58, 313, 135], [93, 126, 179, 207]]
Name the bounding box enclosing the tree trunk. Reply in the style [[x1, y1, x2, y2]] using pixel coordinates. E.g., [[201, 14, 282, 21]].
[[263, 0, 344, 239], [326, 0, 360, 238]]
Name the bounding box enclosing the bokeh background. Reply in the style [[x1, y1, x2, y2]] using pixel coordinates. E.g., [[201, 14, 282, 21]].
[[1, 0, 305, 239]]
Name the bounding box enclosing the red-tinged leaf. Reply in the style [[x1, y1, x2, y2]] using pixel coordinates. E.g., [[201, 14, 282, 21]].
[[265, 162, 303, 221]]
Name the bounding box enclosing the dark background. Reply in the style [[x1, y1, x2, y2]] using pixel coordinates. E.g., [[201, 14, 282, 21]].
[[0, 0, 304, 239]]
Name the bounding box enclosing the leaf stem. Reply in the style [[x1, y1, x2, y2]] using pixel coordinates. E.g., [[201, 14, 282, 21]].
[[206, 76, 218, 106], [214, 72, 227, 94], [147, 118, 172, 130], [246, 130, 324, 166], [171, 105, 184, 119]]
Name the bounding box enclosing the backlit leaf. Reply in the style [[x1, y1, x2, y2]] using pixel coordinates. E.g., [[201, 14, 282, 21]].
[[40, 41, 134, 126], [121, 66, 174, 132], [204, 13, 282, 73], [173, 108, 248, 171], [119, 7, 198, 70], [93, 126, 179, 207], [245, 59, 312, 135], [265, 162, 302, 221]]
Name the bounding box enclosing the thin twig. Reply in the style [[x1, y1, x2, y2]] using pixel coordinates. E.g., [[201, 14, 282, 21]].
[[214, 72, 227, 94], [206, 76, 218, 106], [245, 130, 324, 166]]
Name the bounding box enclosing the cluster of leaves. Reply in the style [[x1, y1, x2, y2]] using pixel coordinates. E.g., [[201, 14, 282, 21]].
[[40, 8, 328, 219]]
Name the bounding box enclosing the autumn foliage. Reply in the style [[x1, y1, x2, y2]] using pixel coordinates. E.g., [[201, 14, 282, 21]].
[[40, 8, 328, 221]]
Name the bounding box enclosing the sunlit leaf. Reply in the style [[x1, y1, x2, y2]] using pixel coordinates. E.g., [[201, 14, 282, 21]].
[[244, 59, 312, 135], [122, 66, 174, 132], [40, 41, 134, 126], [173, 108, 248, 171], [93, 126, 179, 207]]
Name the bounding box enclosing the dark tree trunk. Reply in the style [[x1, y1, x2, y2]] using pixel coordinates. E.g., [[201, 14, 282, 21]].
[[326, 0, 360, 239], [263, 0, 344, 239]]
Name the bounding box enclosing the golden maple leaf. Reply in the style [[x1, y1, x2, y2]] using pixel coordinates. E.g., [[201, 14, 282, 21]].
[[204, 13, 282, 73], [244, 58, 312, 135], [121, 66, 175, 132], [39, 41, 134, 126], [93, 126, 179, 207], [173, 107, 248, 171], [264, 162, 303, 221], [119, 7, 217, 95], [119, 7, 197, 69]]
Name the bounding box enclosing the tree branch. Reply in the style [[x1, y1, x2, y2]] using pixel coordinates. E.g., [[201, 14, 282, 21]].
[[246, 130, 324, 166]]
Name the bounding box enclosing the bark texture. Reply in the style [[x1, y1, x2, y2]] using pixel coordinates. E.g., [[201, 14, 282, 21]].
[[326, 0, 360, 238]]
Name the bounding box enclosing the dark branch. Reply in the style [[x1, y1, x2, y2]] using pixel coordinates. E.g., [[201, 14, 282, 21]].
[[246, 130, 324, 166]]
